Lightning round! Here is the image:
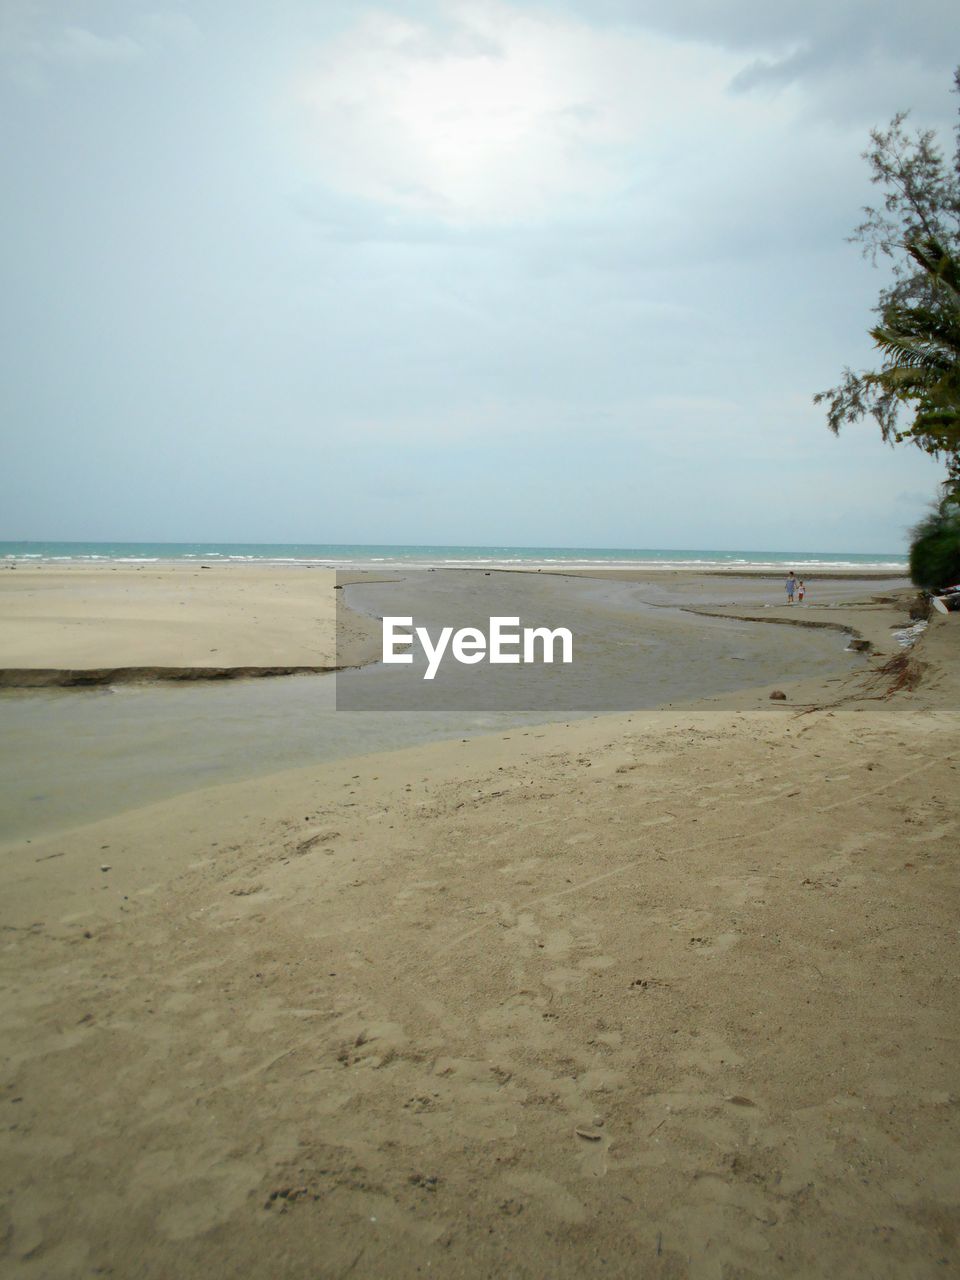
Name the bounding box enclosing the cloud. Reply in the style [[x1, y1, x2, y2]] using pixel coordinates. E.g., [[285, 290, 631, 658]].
[[48, 26, 141, 64], [534, 0, 953, 66], [0, 9, 140, 77], [289, 0, 889, 289], [1, 0, 954, 546], [292, 5, 760, 224], [532, 0, 956, 123], [0, 3, 199, 86]]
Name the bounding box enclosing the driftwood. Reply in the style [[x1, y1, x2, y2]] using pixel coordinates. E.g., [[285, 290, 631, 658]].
[[789, 649, 925, 716]]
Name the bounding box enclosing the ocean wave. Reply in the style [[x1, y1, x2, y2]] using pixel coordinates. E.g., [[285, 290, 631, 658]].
[[0, 544, 910, 573]]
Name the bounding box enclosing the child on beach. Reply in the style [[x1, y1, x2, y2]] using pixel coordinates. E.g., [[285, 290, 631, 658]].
[[786, 573, 797, 604], [798, 580, 805, 603]]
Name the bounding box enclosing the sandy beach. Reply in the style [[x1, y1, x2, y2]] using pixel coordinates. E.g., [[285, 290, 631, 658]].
[[1, 567, 958, 1278], [0, 562, 910, 686], [0, 565, 381, 685], [7, 6, 958, 1273]]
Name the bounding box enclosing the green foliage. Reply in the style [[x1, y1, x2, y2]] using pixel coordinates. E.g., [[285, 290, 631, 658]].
[[868, 236, 960, 488], [815, 70, 960, 495], [908, 498, 960, 590]]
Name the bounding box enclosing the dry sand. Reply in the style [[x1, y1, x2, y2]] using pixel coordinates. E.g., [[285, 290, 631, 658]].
[[0, 584, 958, 1278], [0, 565, 380, 684]]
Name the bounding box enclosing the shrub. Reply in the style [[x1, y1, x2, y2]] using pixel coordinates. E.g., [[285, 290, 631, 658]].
[[909, 499, 960, 590]]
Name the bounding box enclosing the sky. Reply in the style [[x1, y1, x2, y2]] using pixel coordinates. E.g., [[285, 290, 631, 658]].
[[1, 0, 957, 552]]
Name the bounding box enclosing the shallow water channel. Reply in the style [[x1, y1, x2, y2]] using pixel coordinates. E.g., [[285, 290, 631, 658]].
[[0, 573, 864, 840]]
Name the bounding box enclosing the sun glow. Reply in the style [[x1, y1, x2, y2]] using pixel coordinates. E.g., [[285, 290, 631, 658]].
[[295, 8, 752, 223], [297, 12, 595, 220]]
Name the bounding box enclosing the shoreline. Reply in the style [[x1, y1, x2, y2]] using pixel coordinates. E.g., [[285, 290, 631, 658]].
[[0, 562, 913, 688], [0, 664, 340, 689], [5, 561, 910, 578], [0, 568, 927, 839], [0, 565, 920, 841], [4, 615, 952, 907]]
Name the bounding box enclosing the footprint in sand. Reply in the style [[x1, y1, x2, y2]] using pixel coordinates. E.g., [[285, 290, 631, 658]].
[[674, 1031, 745, 1073], [500, 1171, 589, 1224], [688, 931, 741, 957], [130, 1147, 263, 1242]]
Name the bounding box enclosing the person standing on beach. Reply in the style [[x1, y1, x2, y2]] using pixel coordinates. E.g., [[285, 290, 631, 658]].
[[785, 573, 797, 604], [798, 579, 805, 603]]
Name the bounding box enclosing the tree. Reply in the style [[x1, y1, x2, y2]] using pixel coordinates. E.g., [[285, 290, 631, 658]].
[[815, 70, 960, 495], [865, 235, 960, 486], [908, 496, 960, 590]]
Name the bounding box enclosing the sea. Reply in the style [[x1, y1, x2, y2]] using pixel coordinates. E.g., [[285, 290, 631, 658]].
[[0, 542, 907, 571]]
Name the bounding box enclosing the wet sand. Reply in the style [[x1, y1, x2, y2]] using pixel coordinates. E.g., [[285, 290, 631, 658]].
[[0, 563, 909, 685], [0, 569, 892, 838]]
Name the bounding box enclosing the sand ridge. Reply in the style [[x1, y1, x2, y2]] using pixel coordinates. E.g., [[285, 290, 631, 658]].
[[0, 565, 382, 678]]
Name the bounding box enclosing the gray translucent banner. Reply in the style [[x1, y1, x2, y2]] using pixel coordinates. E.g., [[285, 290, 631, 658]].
[[334, 569, 862, 712]]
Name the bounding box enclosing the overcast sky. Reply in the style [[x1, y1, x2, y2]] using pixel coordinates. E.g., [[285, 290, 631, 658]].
[[1, 1, 957, 551]]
